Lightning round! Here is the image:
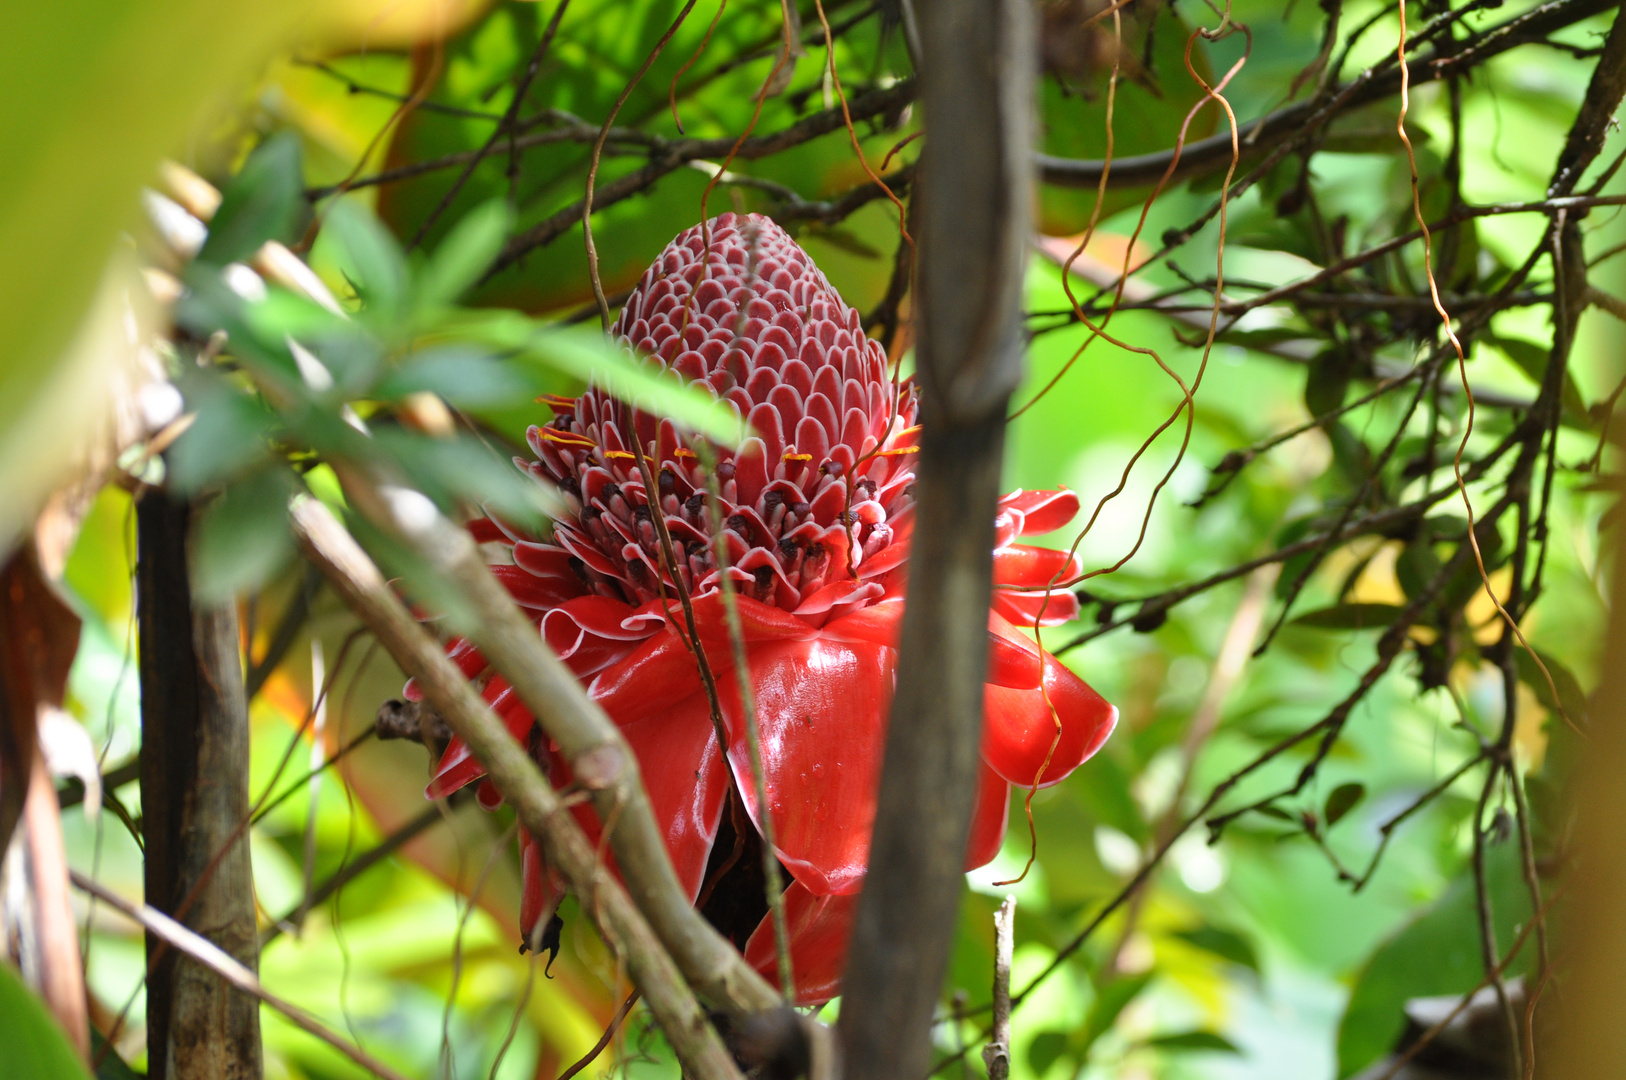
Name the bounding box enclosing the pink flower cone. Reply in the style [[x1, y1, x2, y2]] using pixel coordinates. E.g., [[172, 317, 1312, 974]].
[[412, 213, 1117, 1004]]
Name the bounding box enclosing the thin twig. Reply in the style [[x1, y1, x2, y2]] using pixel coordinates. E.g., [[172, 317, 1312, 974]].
[[980, 897, 1016, 1080], [72, 870, 417, 1080]]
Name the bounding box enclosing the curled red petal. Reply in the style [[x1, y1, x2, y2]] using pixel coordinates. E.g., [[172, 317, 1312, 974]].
[[490, 563, 583, 610], [993, 544, 1082, 588], [981, 614, 1116, 788], [468, 517, 510, 544], [997, 489, 1081, 536], [991, 588, 1082, 628], [965, 757, 1011, 872], [743, 880, 859, 1006], [519, 831, 565, 944], [686, 592, 818, 645], [619, 703, 730, 900], [588, 627, 708, 728], [722, 637, 892, 896], [554, 698, 728, 901], [817, 596, 904, 650]]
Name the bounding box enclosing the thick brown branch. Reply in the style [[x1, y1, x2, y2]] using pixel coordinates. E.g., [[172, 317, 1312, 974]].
[[326, 467, 782, 1016], [840, 0, 1032, 1076], [288, 495, 749, 1080]]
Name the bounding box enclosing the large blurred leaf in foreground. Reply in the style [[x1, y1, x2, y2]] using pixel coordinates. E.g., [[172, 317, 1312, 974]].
[[0, 959, 90, 1079], [0, 0, 495, 550]]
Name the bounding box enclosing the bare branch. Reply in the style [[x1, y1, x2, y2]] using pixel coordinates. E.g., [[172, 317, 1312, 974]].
[[288, 495, 751, 1079], [71, 870, 415, 1080], [981, 897, 1016, 1080], [323, 466, 782, 1016]]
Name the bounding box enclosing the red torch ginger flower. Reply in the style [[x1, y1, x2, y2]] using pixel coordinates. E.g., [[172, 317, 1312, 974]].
[[413, 213, 1116, 1004]]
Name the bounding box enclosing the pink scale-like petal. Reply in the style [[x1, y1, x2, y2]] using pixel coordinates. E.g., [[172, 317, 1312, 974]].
[[807, 477, 849, 526], [766, 383, 804, 430], [735, 438, 771, 507], [781, 358, 814, 398], [793, 580, 883, 617], [795, 415, 830, 465], [747, 403, 786, 465], [743, 881, 857, 1006]]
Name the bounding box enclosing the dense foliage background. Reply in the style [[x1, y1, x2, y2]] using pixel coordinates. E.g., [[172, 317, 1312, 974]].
[[9, 0, 1625, 1076]]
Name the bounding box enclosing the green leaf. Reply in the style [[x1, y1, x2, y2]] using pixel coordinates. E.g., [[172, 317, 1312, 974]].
[[198, 132, 305, 266], [1487, 334, 1590, 428], [418, 199, 513, 311], [457, 313, 747, 446], [325, 199, 407, 321], [1145, 1029, 1241, 1054], [166, 371, 279, 492], [1395, 537, 1445, 600], [1336, 847, 1534, 1077], [1027, 1031, 1071, 1076], [1291, 603, 1404, 630], [89, 1030, 142, 1080], [371, 430, 563, 526], [1515, 647, 1588, 728], [191, 464, 299, 602], [0, 959, 92, 1078], [1082, 971, 1152, 1053], [1324, 782, 1366, 827], [1172, 924, 1260, 973], [377, 347, 537, 410]]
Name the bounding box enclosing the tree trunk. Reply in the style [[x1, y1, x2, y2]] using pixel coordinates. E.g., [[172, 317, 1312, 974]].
[[137, 489, 261, 1080], [838, 1, 1035, 1077]]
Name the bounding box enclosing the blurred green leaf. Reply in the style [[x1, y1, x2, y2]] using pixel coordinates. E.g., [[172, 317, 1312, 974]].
[[198, 132, 305, 266], [1515, 647, 1589, 728], [0, 959, 92, 1078], [1336, 848, 1534, 1077], [454, 313, 747, 446], [325, 199, 407, 321], [377, 347, 537, 410], [191, 463, 300, 601], [1486, 334, 1590, 428], [417, 199, 513, 311], [1028, 1030, 1070, 1076], [1292, 603, 1404, 630], [1145, 1029, 1241, 1054], [1173, 924, 1261, 974], [167, 371, 279, 492], [1324, 782, 1366, 827], [89, 1030, 142, 1080], [1082, 971, 1152, 1054], [371, 429, 562, 526]]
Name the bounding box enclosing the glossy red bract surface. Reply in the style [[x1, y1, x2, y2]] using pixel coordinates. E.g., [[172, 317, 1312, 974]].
[[416, 213, 1117, 1004]]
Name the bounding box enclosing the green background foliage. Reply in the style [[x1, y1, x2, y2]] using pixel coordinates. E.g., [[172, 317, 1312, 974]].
[[17, 0, 1623, 1076]]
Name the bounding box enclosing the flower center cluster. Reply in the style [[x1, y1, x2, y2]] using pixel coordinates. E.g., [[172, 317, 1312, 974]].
[[524, 213, 921, 620]]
